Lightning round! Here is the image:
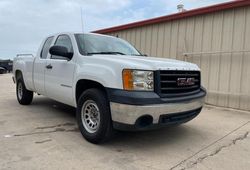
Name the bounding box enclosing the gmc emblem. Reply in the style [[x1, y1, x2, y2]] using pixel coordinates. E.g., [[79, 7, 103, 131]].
[[177, 78, 195, 86]]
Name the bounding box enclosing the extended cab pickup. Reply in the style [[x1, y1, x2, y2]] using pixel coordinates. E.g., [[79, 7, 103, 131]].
[[13, 33, 206, 143]]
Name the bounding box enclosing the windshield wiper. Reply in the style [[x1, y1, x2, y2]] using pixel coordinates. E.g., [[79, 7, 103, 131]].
[[87, 52, 125, 55]]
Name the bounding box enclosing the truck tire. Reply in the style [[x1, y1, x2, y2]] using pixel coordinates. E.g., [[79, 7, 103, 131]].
[[16, 79, 33, 105], [76, 88, 113, 144]]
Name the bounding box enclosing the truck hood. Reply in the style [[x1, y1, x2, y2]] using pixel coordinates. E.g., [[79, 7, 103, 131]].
[[87, 55, 199, 71]]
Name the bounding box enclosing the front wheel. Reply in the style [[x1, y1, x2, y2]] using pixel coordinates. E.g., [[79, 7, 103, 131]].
[[16, 79, 33, 105], [76, 89, 113, 144]]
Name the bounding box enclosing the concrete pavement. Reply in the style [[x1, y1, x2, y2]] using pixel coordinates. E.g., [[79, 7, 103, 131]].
[[0, 74, 249, 170]]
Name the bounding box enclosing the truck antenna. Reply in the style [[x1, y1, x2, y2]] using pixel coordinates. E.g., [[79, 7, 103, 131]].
[[80, 7, 84, 33]]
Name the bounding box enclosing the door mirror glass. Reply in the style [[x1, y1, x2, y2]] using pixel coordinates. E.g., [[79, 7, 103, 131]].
[[49, 45, 73, 60]]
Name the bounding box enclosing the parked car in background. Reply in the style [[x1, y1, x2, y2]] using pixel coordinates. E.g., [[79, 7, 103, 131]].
[[0, 67, 7, 74], [0, 59, 13, 72], [13, 32, 206, 144]]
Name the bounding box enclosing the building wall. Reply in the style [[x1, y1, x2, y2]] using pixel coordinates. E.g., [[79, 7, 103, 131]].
[[106, 6, 250, 111]]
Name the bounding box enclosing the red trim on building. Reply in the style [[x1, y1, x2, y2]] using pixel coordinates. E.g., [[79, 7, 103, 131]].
[[93, 0, 250, 34]]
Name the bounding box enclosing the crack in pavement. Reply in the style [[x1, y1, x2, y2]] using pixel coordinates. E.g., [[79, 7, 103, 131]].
[[35, 122, 75, 129], [169, 120, 250, 170], [184, 131, 249, 170], [13, 127, 79, 137], [35, 139, 52, 144], [3, 123, 79, 138]]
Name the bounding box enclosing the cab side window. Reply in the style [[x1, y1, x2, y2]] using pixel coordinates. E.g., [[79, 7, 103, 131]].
[[40, 37, 54, 59], [51, 35, 73, 60]]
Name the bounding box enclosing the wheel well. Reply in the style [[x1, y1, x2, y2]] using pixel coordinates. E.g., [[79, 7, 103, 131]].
[[75, 80, 107, 102], [15, 70, 23, 80]]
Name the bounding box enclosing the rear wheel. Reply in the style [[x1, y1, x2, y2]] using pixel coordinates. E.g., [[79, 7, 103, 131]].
[[76, 89, 113, 144], [16, 79, 33, 105]]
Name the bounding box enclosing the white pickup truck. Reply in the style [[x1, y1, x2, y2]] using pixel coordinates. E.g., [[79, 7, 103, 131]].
[[13, 32, 206, 143]]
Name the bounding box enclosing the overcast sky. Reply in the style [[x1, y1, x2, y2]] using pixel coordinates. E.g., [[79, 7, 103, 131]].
[[0, 0, 231, 59]]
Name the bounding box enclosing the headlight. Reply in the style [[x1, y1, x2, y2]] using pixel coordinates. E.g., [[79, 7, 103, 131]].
[[122, 69, 154, 91]]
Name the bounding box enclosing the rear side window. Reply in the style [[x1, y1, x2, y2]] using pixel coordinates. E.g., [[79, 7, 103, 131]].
[[40, 37, 54, 59]]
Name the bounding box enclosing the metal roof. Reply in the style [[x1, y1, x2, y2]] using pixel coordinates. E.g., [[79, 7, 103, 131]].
[[93, 0, 250, 34]]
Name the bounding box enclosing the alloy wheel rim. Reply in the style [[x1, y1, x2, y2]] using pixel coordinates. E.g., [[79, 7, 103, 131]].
[[81, 100, 100, 133], [17, 82, 23, 100]]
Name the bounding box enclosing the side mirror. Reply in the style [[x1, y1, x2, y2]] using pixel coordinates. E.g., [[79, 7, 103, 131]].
[[49, 45, 73, 60]]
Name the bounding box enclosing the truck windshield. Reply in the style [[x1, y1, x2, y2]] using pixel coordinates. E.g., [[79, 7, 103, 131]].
[[75, 34, 142, 56]]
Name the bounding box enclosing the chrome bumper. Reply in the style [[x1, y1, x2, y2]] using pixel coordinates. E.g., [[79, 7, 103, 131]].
[[110, 97, 205, 125]]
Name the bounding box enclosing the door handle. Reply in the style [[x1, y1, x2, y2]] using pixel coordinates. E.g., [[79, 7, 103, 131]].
[[46, 64, 53, 69]]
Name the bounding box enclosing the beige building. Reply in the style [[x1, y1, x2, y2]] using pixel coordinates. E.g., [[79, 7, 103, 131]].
[[94, 0, 250, 111]]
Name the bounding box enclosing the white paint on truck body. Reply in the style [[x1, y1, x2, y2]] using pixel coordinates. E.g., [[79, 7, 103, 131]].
[[13, 32, 200, 107]]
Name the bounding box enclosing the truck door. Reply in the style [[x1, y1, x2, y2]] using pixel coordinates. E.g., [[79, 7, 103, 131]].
[[44, 34, 75, 106], [33, 36, 54, 95]]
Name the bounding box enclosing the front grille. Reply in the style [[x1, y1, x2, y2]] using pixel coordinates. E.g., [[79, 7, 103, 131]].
[[156, 70, 200, 96]]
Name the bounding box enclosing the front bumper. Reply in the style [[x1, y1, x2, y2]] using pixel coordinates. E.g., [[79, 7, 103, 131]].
[[107, 88, 206, 131]]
